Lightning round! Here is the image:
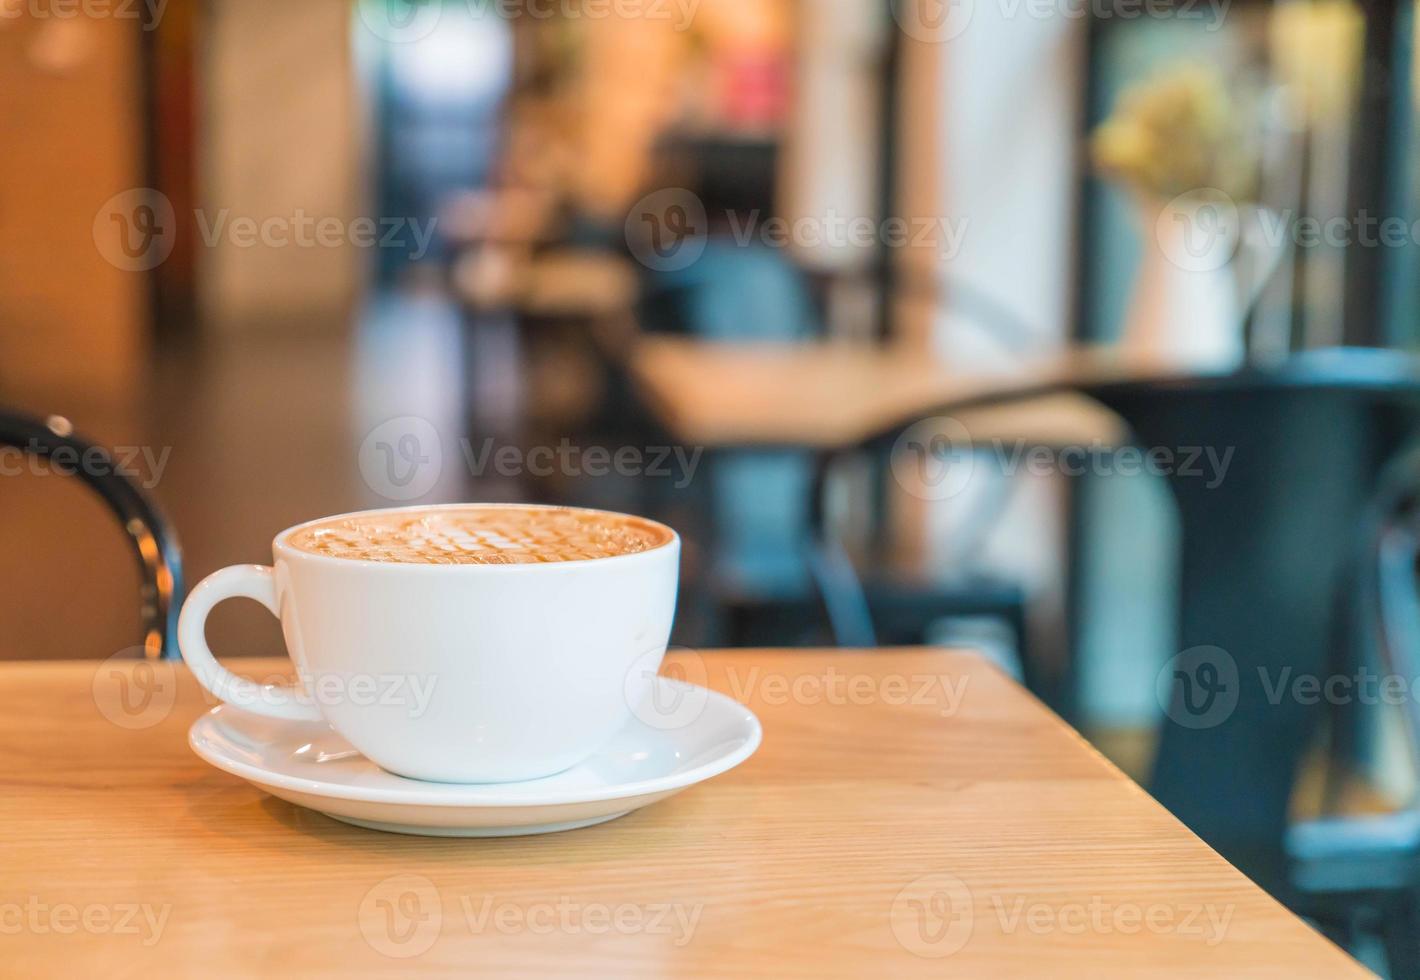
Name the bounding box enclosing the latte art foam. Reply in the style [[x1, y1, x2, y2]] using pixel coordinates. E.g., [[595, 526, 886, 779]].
[[287, 506, 673, 565]]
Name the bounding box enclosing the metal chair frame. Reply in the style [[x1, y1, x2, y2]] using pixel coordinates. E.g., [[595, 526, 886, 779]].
[[1288, 442, 1420, 978], [0, 412, 183, 658]]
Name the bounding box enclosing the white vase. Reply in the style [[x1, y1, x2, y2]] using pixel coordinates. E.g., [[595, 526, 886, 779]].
[[1120, 191, 1246, 368]]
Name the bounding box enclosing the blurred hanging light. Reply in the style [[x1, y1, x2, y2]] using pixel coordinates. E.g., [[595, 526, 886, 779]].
[[386, 4, 512, 105]]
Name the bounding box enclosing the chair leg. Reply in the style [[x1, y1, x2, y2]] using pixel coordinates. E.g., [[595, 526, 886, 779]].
[[805, 538, 876, 647], [1307, 913, 1354, 955], [1382, 892, 1420, 980]]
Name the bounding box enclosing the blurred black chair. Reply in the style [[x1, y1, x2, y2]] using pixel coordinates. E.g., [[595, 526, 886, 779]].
[[630, 251, 1054, 656], [0, 412, 183, 658], [1289, 443, 1420, 979], [807, 417, 1070, 708]]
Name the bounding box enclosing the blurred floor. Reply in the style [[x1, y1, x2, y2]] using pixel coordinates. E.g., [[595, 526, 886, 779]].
[[1089, 727, 1396, 821], [0, 287, 500, 661]]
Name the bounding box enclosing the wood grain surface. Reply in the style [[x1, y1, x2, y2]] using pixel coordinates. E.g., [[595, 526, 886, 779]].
[[628, 338, 1210, 449], [0, 650, 1366, 977]]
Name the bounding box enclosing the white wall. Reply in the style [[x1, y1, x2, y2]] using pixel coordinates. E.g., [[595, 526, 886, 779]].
[[201, 0, 361, 333], [926, 8, 1174, 727]]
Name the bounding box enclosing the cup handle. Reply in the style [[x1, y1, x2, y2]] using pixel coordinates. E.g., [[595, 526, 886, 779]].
[[178, 564, 323, 721]]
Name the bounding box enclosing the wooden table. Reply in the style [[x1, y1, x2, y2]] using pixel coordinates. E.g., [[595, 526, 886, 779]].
[[0, 651, 1364, 977], [452, 248, 639, 318], [628, 341, 1420, 891], [627, 337, 1183, 449]]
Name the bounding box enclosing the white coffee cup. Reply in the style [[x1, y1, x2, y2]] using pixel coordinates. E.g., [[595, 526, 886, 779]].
[[177, 503, 680, 783]]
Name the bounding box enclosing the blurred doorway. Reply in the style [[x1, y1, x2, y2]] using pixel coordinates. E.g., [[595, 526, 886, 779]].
[[354, 0, 514, 283]]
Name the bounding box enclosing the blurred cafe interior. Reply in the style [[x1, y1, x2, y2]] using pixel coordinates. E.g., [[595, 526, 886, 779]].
[[10, 0, 1420, 974]]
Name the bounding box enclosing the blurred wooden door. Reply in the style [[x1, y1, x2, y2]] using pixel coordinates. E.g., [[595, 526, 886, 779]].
[[0, 6, 147, 400], [0, 7, 152, 658]]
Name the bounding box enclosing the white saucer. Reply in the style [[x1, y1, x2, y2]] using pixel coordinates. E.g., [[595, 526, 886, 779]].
[[188, 678, 761, 837]]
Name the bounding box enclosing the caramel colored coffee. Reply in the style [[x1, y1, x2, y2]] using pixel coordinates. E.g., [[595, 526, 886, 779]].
[[286, 505, 673, 565]]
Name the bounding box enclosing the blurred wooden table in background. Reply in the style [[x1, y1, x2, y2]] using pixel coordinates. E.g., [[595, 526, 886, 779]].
[[627, 337, 1139, 449]]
